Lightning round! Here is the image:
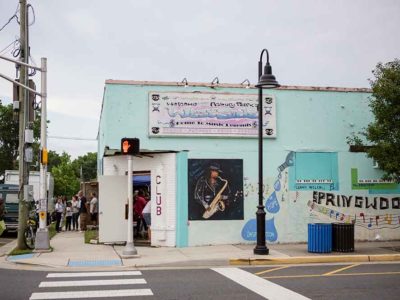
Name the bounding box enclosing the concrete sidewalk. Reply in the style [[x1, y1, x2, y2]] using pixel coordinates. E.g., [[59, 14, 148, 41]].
[[1, 231, 400, 270]]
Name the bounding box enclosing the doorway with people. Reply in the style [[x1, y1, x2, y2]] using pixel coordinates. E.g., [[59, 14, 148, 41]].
[[133, 172, 151, 246]]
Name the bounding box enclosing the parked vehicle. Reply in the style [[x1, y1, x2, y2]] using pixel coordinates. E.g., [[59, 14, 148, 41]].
[[0, 184, 19, 232], [4, 170, 54, 214]]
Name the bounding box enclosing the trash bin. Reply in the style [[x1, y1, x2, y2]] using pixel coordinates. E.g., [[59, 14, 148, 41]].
[[308, 223, 332, 253], [332, 223, 354, 252]]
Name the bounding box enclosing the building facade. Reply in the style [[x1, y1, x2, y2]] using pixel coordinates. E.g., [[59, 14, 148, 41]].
[[97, 80, 400, 247]]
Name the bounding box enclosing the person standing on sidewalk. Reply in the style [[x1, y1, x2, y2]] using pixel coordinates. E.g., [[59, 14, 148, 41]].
[[55, 197, 64, 233], [71, 195, 80, 231], [134, 190, 147, 238], [65, 202, 73, 231], [78, 191, 88, 232], [90, 192, 98, 228], [142, 199, 151, 241]]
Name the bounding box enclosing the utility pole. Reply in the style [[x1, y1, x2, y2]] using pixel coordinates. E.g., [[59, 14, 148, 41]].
[[17, 0, 30, 250]]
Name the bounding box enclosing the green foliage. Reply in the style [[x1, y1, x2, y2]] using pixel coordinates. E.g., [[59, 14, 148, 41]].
[[71, 152, 97, 182], [84, 228, 98, 244], [365, 59, 400, 182], [0, 102, 18, 177], [0, 100, 97, 197], [51, 152, 80, 198]]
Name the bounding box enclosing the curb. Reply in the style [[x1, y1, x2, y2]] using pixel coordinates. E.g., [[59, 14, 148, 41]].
[[230, 254, 400, 265]]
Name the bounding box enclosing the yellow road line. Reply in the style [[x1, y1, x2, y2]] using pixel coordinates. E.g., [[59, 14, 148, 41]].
[[323, 264, 360, 276], [254, 266, 290, 275], [263, 271, 400, 280]]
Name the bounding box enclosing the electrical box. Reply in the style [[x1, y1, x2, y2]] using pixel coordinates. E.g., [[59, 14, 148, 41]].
[[25, 147, 33, 163], [13, 101, 20, 111], [24, 185, 34, 202], [25, 129, 34, 144]]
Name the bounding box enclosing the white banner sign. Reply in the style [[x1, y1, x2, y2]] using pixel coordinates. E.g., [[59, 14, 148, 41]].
[[148, 92, 277, 137]]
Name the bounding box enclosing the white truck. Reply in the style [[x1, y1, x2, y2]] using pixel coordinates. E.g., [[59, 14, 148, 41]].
[[4, 170, 55, 213]]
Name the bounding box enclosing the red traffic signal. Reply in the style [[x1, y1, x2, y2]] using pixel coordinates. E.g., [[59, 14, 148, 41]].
[[121, 138, 140, 155]]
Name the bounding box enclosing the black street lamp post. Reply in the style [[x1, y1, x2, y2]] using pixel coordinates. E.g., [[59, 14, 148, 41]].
[[254, 49, 280, 255]]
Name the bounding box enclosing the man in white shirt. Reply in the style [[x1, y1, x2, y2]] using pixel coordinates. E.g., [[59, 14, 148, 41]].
[[90, 192, 98, 227]]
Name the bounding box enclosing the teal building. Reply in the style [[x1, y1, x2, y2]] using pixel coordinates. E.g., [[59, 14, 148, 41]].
[[98, 80, 400, 247]]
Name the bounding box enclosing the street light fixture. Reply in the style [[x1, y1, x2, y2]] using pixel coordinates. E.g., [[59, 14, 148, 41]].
[[254, 49, 280, 255]]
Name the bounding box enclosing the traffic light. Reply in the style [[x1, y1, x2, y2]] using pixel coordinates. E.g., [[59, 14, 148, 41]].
[[121, 138, 140, 155]]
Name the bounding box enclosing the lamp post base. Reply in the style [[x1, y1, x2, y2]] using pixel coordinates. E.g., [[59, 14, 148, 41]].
[[254, 245, 269, 255], [254, 205, 269, 255]]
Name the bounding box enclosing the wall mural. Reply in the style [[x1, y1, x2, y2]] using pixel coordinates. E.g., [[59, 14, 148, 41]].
[[240, 151, 400, 244], [188, 159, 244, 220], [308, 199, 400, 230], [241, 152, 294, 242]]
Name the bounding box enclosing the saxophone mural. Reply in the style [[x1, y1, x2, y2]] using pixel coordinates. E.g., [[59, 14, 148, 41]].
[[188, 159, 244, 220]]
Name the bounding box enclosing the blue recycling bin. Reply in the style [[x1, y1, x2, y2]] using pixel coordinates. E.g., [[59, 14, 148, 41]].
[[308, 223, 332, 253]]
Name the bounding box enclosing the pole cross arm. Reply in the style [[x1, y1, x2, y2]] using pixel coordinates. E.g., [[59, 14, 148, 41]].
[[0, 54, 43, 71], [0, 72, 43, 97]]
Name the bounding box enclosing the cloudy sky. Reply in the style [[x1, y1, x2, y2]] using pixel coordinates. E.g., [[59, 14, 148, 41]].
[[0, 0, 399, 158]]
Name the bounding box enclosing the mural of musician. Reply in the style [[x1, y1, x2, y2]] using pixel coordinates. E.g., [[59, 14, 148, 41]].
[[188, 159, 244, 220]]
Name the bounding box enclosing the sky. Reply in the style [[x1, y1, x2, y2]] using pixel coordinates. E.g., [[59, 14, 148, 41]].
[[0, 0, 399, 158]]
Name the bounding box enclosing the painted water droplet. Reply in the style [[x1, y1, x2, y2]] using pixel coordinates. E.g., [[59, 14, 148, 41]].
[[241, 217, 278, 242], [274, 179, 281, 191], [266, 217, 278, 242], [265, 191, 280, 213]]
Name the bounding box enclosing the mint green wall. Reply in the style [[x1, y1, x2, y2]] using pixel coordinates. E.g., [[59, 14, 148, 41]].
[[99, 84, 371, 164], [99, 83, 399, 244]]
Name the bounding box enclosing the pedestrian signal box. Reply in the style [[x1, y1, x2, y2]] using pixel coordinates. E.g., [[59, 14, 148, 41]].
[[121, 138, 140, 155]]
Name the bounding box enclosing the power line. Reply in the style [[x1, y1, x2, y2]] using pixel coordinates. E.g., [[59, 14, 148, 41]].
[[0, 3, 20, 32], [0, 38, 18, 54], [48, 135, 97, 141]]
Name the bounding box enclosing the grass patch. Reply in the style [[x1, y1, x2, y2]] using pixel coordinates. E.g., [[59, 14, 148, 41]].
[[8, 223, 57, 255], [9, 248, 33, 256], [84, 229, 98, 244], [49, 223, 57, 239]]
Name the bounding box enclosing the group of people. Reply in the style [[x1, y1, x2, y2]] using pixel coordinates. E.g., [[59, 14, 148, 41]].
[[133, 189, 151, 241], [54, 191, 98, 233]]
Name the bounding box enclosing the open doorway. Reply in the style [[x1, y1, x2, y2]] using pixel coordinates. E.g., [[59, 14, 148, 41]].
[[133, 172, 151, 246]]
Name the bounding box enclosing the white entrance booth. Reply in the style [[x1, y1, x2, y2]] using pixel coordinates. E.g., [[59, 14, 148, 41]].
[[99, 153, 177, 247]]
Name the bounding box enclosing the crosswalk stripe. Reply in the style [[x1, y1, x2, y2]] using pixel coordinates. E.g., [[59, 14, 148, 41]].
[[30, 289, 153, 299], [212, 267, 311, 300], [39, 278, 146, 288], [46, 271, 142, 278]]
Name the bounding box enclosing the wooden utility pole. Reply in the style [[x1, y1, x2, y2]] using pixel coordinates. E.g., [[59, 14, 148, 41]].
[[17, 0, 29, 249]]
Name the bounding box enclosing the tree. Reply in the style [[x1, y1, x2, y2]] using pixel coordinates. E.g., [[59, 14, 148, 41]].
[[51, 152, 80, 198], [0, 102, 18, 178], [359, 59, 400, 182], [71, 152, 97, 182]]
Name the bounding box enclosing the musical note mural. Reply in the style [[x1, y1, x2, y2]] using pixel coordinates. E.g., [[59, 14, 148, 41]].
[[308, 200, 400, 230], [241, 152, 294, 242]]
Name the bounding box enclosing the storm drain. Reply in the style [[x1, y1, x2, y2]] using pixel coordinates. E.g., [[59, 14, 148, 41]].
[[68, 259, 122, 267]]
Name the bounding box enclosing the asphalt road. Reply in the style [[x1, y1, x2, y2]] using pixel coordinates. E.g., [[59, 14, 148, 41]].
[[0, 263, 399, 299]]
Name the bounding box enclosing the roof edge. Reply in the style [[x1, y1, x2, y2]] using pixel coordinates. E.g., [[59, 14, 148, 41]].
[[104, 79, 371, 93]]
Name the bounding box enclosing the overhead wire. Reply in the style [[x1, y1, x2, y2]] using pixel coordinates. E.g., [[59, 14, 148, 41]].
[[0, 3, 20, 32], [0, 38, 18, 55]]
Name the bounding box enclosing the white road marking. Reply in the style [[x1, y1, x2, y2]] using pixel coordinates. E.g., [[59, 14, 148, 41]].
[[29, 289, 153, 299], [212, 267, 311, 300], [39, 278, 146, 287], [46, 271, 142, 278]]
